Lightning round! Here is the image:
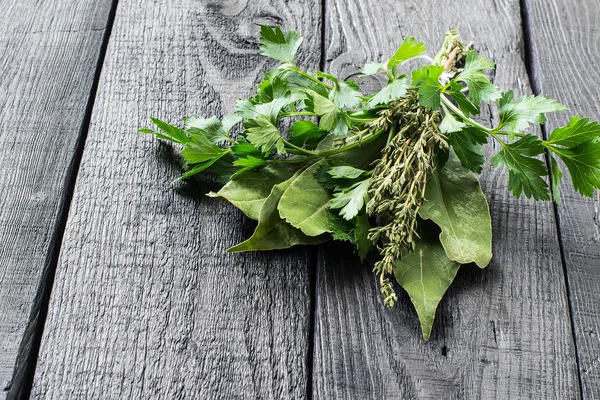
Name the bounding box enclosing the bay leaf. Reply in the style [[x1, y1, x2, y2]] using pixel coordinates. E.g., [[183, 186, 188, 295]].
[[393, 236, 460, 340], [228, 173, 329, 252], [419, 151, 492, 268], [208, 164, 298, 220], [278, 161, 333, 236]]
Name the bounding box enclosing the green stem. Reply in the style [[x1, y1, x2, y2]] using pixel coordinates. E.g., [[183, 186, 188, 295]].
[[440, 95, 506, 145], [283, 111, 317, 117], [283, 139, 318, 156], [291, 66, 334, 90], [272, 129, 385, 164]]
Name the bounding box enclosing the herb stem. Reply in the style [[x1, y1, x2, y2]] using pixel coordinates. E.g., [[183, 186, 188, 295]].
[[283, 140, 318, 156], [271, 129, 385, 165], [440, 95, 506, 146], [290, 66, 334, 90], [283, 111, 316, 117]]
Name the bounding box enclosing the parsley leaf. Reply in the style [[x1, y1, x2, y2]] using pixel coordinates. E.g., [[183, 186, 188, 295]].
[[367, 76, 409, 107], [455, 50, 500, 106], [498, 90, 567, 139], [145, 117, 190, 144], [288, 120, 328, 148], [445, 81, 479, 115], [490, 135, 550, 200], [328, 165, 369, 179], [412, 66, 444, 110], [543, 116, 600, 197], [305, 91, 339, 131], [549, 155, 563, 204], [244, 115, 285, 155], [258, 25, 302, 64], [355, 214, 374, 260], [184, 115, 236, 143], [360, 62, 385, 76], [545, 115, 600, 148], [329, 179, 371, 220], [547, 141, 600, 197], [180, 132, 223, 164], [387, 37, 427, 70], [318, 72, 363, 109], [447, 126, 488, 173]]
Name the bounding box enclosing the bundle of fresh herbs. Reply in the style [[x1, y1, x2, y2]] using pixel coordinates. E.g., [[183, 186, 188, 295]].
[[140, 26, 600, 340]]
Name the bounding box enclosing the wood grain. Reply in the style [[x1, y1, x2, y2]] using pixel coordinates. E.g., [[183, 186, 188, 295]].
[[31, 0, 322, 398], [313, 0, 581, 398], [525, 0, 600, 397], [0, 0, 112, 395]]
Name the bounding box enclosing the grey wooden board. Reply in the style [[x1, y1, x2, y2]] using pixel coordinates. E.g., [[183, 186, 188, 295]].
[[313, 0, 581, 398], [30, 0, 322, 398], [525, 0, 600, 397], [0, 0, 112, 394]]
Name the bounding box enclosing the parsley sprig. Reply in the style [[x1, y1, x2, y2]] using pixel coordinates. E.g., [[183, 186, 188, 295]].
[[141, 27, 600, 340]]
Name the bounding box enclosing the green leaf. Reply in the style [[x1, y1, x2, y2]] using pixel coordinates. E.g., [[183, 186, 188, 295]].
[[490, 135, 550, 200], [175, 152, 228, 182], [360, 62, 384, 76], [317, 72, 363, 108], [329, 179, 371, 220], [446, 126, 488, 173], [258, 25, 302, 64], [419, 152, 492, 267], [498, 91, 567, 138], [244, 115, 284, 154], [150, 117, 190, 144], [331, 80, 362, 109], [329, 216, 355, 242], [185, 115, 234, 143], [228, 172, 329, 252], [278, 162, 333, 236], [455, 50, 500, 105], [387, 37, 427, 69], [305, 91, 339, 130], [328, 165, 368, 179], [222, 113, 242, 132], [367, 77, 409, 107], [208, 164, 299, 220], [550, 155, 563, 204], [439, 113, 465, 133], [545, 115, 600, 148], [288, 120, 328, 148], [180, 133, 223, 164], [411, 66, 444, 110], [233, 155, 267, 168], [231, 141, 262, 157], [355, 213, 374, 261], [393, 235, 460, 340], [543, 116, 600, 197], [547, 141, 600, 197], [446, 80, 479, 115]]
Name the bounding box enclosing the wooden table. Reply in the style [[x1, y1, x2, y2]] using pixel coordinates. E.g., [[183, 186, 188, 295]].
[[1, 0, 599, 398]]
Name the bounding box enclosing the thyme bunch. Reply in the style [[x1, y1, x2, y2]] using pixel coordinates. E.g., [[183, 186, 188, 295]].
[[367, 93, 448, 307]]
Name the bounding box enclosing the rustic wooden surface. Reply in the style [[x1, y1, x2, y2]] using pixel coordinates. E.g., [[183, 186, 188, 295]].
[[0, 0, 113, 396], [526, 0, 600, 397], [29, 1, 321, 398], [0, 0, 597, 398], [313, 0, 580, 398]]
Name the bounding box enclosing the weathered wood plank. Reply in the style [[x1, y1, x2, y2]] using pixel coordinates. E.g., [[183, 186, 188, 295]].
[[31, 1, 322, 398], [0, 0, 113, 395], [525, 0, 600, 397], [313, 1, 581, 398]]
